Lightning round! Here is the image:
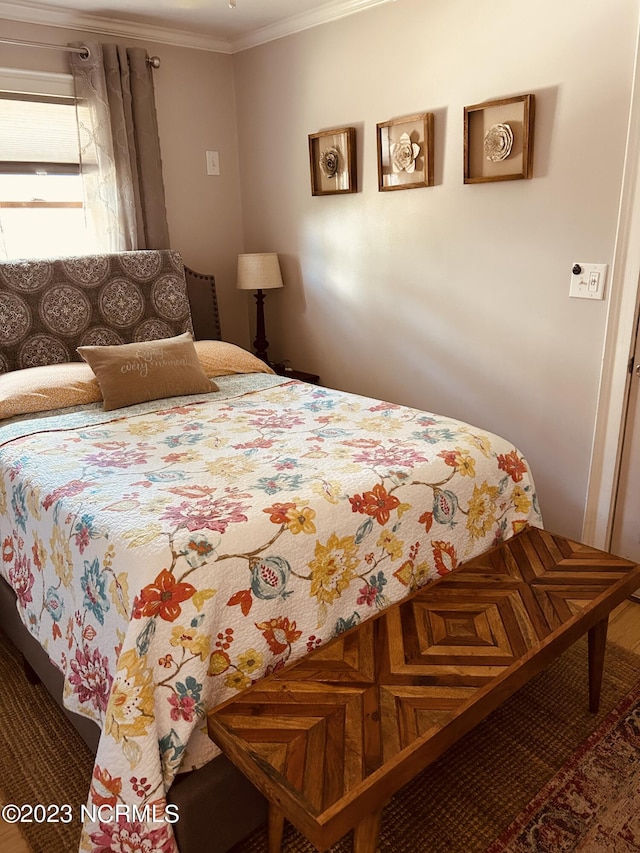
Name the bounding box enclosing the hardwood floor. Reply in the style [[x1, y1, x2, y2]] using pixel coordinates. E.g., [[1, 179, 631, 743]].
[[1, 599, 639, 853], [608, 598, 640, 653], [0, 806, 29, 853]]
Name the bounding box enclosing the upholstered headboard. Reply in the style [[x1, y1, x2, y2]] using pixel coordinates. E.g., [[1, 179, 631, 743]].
[[184, 264, 222, 342], [0, 250, 221, 373]]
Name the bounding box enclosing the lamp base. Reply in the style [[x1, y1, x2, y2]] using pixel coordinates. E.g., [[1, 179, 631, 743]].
[[253, 289, 271, 365]]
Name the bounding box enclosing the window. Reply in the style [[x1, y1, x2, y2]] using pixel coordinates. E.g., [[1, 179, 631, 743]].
[[0, 69, 98, 260]]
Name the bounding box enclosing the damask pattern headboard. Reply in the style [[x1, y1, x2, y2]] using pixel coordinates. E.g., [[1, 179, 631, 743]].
[[0, 250, 221, 373]]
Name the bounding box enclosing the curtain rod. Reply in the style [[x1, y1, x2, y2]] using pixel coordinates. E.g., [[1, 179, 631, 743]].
[[0, 37, 161, 68]]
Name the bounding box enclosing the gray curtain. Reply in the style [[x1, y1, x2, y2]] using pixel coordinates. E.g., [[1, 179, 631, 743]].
[[69, 42, 170, 252]]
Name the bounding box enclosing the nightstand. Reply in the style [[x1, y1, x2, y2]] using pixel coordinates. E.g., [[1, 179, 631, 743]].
[[274, 365, 320, 385]]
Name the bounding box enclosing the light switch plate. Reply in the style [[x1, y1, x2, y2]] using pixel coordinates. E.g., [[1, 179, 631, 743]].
[[206, 150, 220, 176], [570, 263, 607, 300]]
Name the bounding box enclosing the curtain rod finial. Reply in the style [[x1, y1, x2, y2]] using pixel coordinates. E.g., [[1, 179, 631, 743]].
[[148, 56, 161, 69]]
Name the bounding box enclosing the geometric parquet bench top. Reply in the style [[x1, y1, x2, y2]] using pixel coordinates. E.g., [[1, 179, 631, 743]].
[[208, 527, 640, 851]]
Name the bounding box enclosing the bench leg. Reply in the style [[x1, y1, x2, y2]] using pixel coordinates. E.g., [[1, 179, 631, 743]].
[[353, 810, 382, 853], [588, 616, 608, 713], [267, 803, 285, 853]]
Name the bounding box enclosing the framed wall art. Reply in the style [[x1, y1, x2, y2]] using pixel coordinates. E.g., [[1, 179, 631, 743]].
[[376, 113, 434, 191], [463, 93, 535, 184], [308, 127, 357, 196]]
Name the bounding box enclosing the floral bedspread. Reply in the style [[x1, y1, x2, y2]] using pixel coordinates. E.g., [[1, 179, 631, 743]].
[[0, 373, 542, 852]]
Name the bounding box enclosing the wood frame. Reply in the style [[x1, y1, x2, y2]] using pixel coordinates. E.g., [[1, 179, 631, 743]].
[[308, 127, 357, 196], [464, 93, 535, 184], [376, 112, 434, 191]]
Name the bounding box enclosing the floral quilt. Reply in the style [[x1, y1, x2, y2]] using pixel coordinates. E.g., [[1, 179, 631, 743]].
[[0, 372, 542, 853]]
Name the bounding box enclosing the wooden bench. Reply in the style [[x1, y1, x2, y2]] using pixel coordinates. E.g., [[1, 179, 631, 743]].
[[207, 527, 640, 852]]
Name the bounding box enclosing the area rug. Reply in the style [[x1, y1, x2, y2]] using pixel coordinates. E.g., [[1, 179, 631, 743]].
[[486, 679, 640, 852], [0, 629, 639, 853], [0, 632, 94, 853], [233, 636, 640, 853]]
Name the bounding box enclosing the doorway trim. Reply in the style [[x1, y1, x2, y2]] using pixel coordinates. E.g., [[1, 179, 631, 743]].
[[583, 15, 640, 550]]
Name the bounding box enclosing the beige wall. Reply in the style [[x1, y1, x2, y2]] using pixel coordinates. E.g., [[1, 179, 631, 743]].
[[1, 1, 638, 539], [0, 18, 250, 346], [232, 0, 639, 540]]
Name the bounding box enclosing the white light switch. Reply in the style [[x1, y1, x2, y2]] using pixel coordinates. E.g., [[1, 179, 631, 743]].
[[206, 150, 220, 176], [569, 262, 607, 300]]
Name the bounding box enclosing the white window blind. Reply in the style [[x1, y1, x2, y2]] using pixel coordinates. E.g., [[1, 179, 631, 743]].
[[0, 68, 97, 260], [0, 95, 80, 169]]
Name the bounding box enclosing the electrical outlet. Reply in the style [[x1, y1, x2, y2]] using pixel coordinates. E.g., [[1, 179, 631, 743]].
[[569, 263, 607, 300], [206, 150, 220, 176]]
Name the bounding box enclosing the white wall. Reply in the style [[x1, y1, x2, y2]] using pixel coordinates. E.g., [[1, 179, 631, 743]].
[[0, 18, 250, 346], [232, 0, 639, 540]]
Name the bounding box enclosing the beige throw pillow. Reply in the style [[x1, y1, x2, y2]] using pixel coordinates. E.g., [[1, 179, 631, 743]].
[[78, 332, 218, 411], [0, 362, 103, 420], [193, 340, 274, 377]]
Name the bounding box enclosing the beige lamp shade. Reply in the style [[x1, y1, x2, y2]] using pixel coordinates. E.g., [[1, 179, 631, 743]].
[[236, 253, 283, 291]]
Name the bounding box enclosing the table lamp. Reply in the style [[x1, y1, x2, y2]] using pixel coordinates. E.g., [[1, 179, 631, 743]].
[[236, 253, 283, 365]]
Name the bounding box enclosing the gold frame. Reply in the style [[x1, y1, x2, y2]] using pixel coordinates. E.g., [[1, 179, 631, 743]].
[[463, 94, 535, 184], [308, 127, 357, 196], [376, 113, 434, 192]]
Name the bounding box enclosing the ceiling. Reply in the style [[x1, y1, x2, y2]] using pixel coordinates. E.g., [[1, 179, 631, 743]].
[[0, 0, 396, 53]]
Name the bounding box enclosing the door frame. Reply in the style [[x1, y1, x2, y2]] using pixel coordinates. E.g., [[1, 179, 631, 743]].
[[583, 15, 640, 550]]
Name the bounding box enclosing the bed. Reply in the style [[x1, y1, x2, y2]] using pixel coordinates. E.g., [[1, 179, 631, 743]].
[[0, 250, 543, 853]]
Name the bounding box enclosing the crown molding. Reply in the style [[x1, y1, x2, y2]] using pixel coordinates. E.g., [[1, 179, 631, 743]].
[[0, 0, 233, 53], [230, 0, 396, 53], [0, 0, 396, 55]]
